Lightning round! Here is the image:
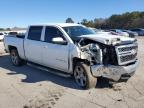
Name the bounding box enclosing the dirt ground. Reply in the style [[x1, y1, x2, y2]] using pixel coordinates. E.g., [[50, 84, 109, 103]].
[[0, 37, 144, 108]]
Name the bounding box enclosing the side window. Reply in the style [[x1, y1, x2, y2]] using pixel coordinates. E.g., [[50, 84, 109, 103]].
[[44, 26, 65, 43], [133, 29, 139, 31], [27, 26, 43, 41]]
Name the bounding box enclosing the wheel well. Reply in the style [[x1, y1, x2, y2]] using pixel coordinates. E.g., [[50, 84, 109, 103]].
[[8, 46, 17, 52], [73, 57, 90, 69]]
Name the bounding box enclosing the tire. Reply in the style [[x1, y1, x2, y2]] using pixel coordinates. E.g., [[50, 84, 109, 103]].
[[74, 62, 97, 89], [10, 49, 25, 66]]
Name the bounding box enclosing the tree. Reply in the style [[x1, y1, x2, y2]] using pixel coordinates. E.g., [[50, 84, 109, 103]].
[[130, 17, 144, 28], [6, 28, 11, 31], [107, 11, 144, 29], [94, 18, 107, 29], [81, 19, 95, 27], [65, 18, 74, 23], [0, 28, 4, 31], [80, 11, 144, 29], [81, 19, 88, 25]]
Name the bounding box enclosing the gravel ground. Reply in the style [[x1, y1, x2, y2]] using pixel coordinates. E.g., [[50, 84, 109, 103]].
[[0, 37, 144, 108]]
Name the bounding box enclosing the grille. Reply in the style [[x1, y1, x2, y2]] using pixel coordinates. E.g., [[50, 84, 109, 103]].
[[116, 43, 138, 65], [118, 46, 137, 52], [120, 54, 137, 63]]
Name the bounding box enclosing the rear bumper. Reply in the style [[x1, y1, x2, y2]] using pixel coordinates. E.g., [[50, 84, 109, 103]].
[[91, 60, 138, 81]]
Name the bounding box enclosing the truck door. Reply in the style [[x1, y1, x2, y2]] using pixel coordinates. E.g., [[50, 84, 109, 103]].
[[42, 26, 69, 72], [24, 26, 44, 64]]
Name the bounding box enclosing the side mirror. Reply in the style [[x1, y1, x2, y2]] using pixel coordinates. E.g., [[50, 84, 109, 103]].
[[52, 37, 67, 45]]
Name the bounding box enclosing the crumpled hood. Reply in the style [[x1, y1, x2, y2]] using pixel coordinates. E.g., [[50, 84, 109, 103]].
[[80, 33, 135, 45]]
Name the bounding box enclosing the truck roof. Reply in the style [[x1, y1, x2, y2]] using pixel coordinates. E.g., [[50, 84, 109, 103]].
[[30, 23, 80, 27]]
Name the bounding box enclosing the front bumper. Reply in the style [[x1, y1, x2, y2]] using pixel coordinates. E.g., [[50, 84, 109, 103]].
[[91, 60, 138, 81]]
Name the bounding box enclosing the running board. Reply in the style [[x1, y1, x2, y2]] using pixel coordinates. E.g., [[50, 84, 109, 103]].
[[27, 62, 71, 78]]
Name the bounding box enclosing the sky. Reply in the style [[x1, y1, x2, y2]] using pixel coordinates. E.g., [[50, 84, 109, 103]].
[[0, 0, 144, 28]]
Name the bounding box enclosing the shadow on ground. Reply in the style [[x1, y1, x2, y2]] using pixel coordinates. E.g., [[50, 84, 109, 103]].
[[0, 54, 112, 90]]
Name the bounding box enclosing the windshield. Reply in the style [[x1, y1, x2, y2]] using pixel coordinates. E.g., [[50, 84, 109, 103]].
[[63, 26, 95, 37]]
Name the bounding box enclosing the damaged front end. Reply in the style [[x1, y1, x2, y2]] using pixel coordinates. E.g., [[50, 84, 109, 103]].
[[78, 38, 138, 81]]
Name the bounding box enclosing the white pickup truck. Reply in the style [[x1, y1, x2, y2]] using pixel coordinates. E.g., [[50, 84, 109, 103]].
[[4, 23, 138, 89]]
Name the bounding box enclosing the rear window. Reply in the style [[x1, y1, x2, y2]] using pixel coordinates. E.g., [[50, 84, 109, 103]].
[[27, 26, 43, 41]]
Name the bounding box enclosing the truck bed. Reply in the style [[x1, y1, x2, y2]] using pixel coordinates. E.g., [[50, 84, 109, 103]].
[[6, 34, 25, 39], [4, 35, 26, 60]]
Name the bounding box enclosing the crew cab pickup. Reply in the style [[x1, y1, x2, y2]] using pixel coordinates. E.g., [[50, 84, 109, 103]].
[[4, 23, 138, 89]]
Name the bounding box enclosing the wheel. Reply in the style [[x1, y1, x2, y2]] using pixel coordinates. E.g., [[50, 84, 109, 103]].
[[74, 62, 97, 89], [10, 49, 25, 66]]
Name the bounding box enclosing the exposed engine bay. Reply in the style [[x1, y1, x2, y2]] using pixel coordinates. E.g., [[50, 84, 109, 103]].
[[78, 38, 118, 66], [75, 38, 138, 81]]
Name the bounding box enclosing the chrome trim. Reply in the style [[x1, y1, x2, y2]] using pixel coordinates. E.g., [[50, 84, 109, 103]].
[[115, 43, 138, 65]]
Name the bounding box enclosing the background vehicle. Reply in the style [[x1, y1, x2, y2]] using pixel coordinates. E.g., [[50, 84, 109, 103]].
[[4, 23, 138, 89], [89, 28, 112, 35], [0, 32, 5, 41], [8, 32, 18, 35], [131, 28, 144, 36], [122, 30, 138, 38], [110, 29, 129, 37]]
